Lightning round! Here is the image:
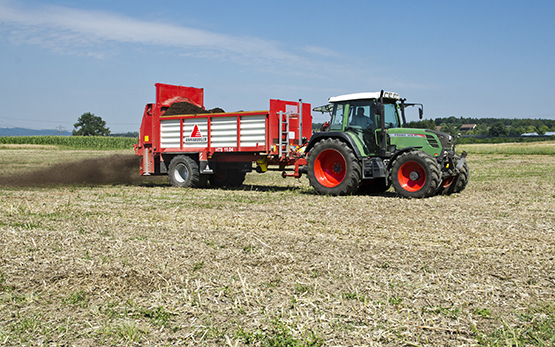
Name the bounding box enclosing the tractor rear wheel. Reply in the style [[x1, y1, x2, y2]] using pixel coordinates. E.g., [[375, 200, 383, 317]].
[[168, 155, 201, 188], [390, 151, 441, 198], [307, 138, 361, 196]]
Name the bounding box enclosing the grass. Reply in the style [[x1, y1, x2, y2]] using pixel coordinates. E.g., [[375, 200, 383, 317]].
[[0, 146, 554, 345], [458, 140, 555, 155], [475, 303, 555, 346]]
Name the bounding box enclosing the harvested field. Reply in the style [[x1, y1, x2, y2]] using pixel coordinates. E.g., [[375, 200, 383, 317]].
[[0, 147, 554, 346]]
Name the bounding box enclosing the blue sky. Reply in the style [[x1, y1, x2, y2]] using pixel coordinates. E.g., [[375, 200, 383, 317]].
[[1, 0, 554, 133]]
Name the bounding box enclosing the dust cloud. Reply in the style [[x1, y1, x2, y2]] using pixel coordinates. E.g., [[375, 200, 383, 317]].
[[0, 154, 146, 187]]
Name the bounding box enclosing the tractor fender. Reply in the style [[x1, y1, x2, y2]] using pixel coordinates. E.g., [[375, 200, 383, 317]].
[[387, 147, 421, 170], [305, 132, 363, 159]]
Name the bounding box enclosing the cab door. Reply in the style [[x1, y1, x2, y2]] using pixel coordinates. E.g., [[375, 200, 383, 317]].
[[346, 101, 379, 155]]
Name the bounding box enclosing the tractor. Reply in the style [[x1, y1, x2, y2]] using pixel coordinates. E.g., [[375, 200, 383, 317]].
[[304, 91, 469, 198]]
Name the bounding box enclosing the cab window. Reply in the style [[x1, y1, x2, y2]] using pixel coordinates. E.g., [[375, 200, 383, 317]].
[[347, 101, 376, 129], [377, 103, 400, 129], [330, 103, 345, 130]]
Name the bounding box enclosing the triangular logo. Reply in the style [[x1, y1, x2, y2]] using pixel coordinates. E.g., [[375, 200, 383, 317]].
[[190, 123, 202, 138]]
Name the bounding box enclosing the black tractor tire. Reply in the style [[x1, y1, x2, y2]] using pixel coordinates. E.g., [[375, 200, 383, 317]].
[[209, 169, 246, 188], [357, 178, 390, 195], [452, 158, 469, 194], [437, 154, 470, 196], [168, 155, 201, 188], [307, 138, 361, 196], [390, 151, 441, 198]]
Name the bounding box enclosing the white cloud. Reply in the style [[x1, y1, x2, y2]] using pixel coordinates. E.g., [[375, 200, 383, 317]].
[[0, 0, 304, 66], [0, 0, 407, 88]]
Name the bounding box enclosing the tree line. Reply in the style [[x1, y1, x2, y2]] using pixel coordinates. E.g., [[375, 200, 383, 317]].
[[312, 117, 555, 137], [406, 116, 555, 137]]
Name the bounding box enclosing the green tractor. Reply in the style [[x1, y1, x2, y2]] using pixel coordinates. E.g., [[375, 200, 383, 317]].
[[304, 91, 468, 198]]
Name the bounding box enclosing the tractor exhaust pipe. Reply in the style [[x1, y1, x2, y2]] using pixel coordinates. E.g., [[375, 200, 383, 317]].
[[378, 90, 387, 157]]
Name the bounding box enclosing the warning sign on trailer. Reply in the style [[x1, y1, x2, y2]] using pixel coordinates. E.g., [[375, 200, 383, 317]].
[[185, 123, 207, 143]]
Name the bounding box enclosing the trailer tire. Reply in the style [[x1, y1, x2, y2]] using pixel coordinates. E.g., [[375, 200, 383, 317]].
[[391, 151, 441, 198], [307, 138, 361, 196], [210, 169, 246, 188], [168, 155, 201, 188]]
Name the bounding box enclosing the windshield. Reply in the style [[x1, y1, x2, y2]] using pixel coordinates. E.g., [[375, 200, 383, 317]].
[[330, 103, 345, 130], [378, 103, 400, 129]]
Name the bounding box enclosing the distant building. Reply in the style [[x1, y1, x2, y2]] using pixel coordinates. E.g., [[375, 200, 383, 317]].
[[522, 132, 555, 136], [460, 124, 477, 132]]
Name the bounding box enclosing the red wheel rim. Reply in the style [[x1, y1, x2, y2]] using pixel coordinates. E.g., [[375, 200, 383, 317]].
[[314, 149, 346, 188], [441, 176, 454, 188], [397, 161, 426, 192]]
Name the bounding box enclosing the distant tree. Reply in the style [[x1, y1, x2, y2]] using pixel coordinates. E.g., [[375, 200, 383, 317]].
[[489, 121, 507, 137], [73, 112, 110, 136], [439, 122, 458, 136], [406, 119, 436, 130], [471, 123, 489, 135], [508, 126, 522, 136], [526, 125, 537, 134], [537, 125, 549, 136]]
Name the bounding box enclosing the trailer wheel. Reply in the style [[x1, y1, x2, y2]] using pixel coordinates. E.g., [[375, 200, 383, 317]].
[[391, 151, 441, 198], [437, 154, 469, 196], [168, 155, 201, 188], [210, 169, 246, 188], [307, 138, 361, 196]]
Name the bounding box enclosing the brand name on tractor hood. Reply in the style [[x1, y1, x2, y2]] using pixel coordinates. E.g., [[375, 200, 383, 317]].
[[389, 133, 425, 137]]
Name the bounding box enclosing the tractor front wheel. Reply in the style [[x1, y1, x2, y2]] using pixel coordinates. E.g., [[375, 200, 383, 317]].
[[451, 155, 469, 194], [390, 151, 441, 198], [437, 154, 470, 196], [307, 138, 361, 196]]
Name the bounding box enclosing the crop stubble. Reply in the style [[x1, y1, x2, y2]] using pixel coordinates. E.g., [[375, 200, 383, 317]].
[[0, 149, 554, 346]]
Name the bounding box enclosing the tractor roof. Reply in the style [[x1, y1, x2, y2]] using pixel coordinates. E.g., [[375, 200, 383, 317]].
[[329, 91, 400, 103]]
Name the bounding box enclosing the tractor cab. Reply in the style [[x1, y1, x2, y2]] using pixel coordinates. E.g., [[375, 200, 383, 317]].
[[328, 92, 401, 132], [319, 91, 412, 157]]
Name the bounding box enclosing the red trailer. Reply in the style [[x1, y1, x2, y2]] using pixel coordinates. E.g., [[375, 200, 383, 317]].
[[134, 83, 312, 188]]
